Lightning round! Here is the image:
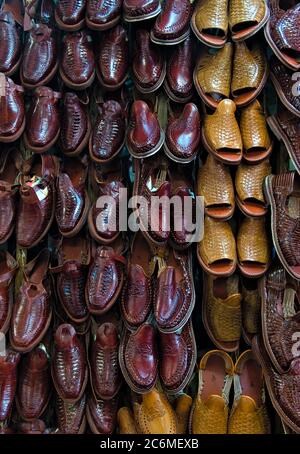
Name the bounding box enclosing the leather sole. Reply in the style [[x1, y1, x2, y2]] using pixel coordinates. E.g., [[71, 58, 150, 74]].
[[133, 61, 166, 94], [270, 71, 300, 118], [127, 129, 165, 159], [201, 127, 242, 166], [0, 116, 25, 143], [236, 194, 268, 218], [231, 5, 270, 42], [85, 14, 121, 31], [150, 28, 190, 46], [243, 140, 273, 164], [23, 127, 60, 154], [123, 5, 161, 22], [59, 67, 95, 91], [20, 60, 59, 90], [191, 13, 227, 49], [163, 140, 197, 164], [204, 204, 235, 222], [54, 10, 85, 31], [197, 245, 237, 278], [163, 77, 193, 104], [264, 21, 300, 71]]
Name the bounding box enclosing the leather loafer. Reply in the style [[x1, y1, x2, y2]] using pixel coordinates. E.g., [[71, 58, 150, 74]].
[[86, 393, 118, 434], [96, 25, 129, 90], [127, 100, 164, 158], [0, 251, 18, 334], [16, 347, 51, 421], [165, 103, 200, 163], [0, 350, 20, 421], [56, 393, 87, 434], [151, 0, 192, 45], [0, 76, 25, 143], [60, 31, 95, 90], [52, 324, 88, 403], [0, 11, 21, 76], [89, 323, 122, 400], [123, 0, 161, 22], [86, 0, 122, 30], [55, 0, 86, 31], [10, 249, 52, 353], [21, 24, 58, 89], [24, 86, 61, 153], [119, 323, 158, 393]]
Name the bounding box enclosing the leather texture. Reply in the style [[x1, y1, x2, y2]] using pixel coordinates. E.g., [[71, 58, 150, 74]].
[[0, 76, 24, 141], [0, 251, 18, 334], [0, 11, 21, 74], [0, 350, 20, 421], [56, 393, 86, 434], [152, 0, 192, 41], [87, 393, 118, 434], [269, 3, 300, 55], [123, 0, 160, 18], [240, 100, 272, 156], [166, 34, 193, 101], [86, 0, 122, 27], [60, 92, 89, 155], [55, 0, 86, 26]]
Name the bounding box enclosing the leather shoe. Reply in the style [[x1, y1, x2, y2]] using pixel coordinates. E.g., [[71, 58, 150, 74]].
[[0, 76, 25, 143], [151, 0, 192, 45], [0, 251, 18, 334], [86, 0, 122, 30], [55, 0, 86, 31], [0, 349, 20, 421], [0, 11, 21, 76]]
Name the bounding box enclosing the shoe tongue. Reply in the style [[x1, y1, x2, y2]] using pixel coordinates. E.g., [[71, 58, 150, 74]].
[[205, 395, 226, 410], [237, 396, 257, 412]]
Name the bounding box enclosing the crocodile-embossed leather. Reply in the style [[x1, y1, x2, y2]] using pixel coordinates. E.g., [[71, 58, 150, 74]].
[[56, 393, 86, 434], [86, 0, 122, 28], [90, 100, 125, 162], [60, 92, 89, 155], [0, 251, 18, 334], [166, 34, 193, 101], [52, 324, 87, 402], [269, 3, 300, 55], [270, 57, 300, 114], [152, 0, 191, 41], [10, 249, 51, 352], [87, 393, 118, 434], [0, 76, 24, 141], [55, 0, 86, 26], [60, 31, 95, 87], [0, 350, 20, 421], [240, 100, 272, 155], [21, 24, 57, 87], [96, 25, 128, 89], [89, 323, 122, 400], [16, 347, 51, 421], [0, 11, 21, 74]]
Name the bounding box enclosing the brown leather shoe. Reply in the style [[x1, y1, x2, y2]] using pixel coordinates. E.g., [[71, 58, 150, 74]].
[[21, 24, 58, 89], [60, 31, 95, 90], [89, 100, 126, 163], [0, 76, 25, 143], [50, 235, 90, 323], [0, 349, 20, 421], [16, 154, 58, 249], [119, 323, 158, 393], [88, 161, 126, 243], [133, 156, 171, 246], [23, 86, 61, 153], [155, 247, 195, 333], [191, 0, 228, 48], [60, 92, 91, 156], [16, 347, 51, 421], [270, 56, 300, 118], [56, 156, 89, 237], [86, 0, 122, 30], [121, 232, 155, 330], [52, 324, 88, 403], [164, 34, 193, 103], [0, 251, 18, 335], [0, 148, 20, 244], [229, 0, 269, 42], [151, 0, 192, 45], [264, 172, 300, 279], [55, 0, 86, 31], [241, 278, 261, 346], [123, 0, 161, 22], [96, 25, 129, 90], [267, 108, 300, 174], [86, 393, 118, 434], [117, 407, 138, 434], [17, 420, 46, 434], [10, 249, 52, 353], [89, 322, 122, 400], [260, 264, 300, 374], [85, 238, 126, 315], [127, 100, 164, 158], [0, 11, 21, 76], [165, 103, 200, 163], [56, 393, 86, 434], [133, 29, 165, 94], [159, 320, 196, 394]]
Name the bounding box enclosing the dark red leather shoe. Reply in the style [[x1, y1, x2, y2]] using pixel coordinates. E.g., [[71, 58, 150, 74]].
[[60, 31, 95, 90], [16, 154, 58, 249], [0, 76, 25, 143], [52, 324, 88, 403], [56, 393, 86, 434], [154, 247, 195, 333], [86, 0, 122, 30], [89, 100, 125, 163], [86, 393, 118, 434], [0, 148, 21, 244], [16, 347, 51, 421], [123, 0, 160, 22], [96, 25, 129, 90], [133, 156, 171, 246], [121, 232, 154, 330], [51, 235, 90, 324], [159, 320, 196, 394], [89, 323, 122, 400], [55, 0, 86, 31], [60, 93, 91, 156], [133, 29, 166, 93], [127, 100, 164, 158], [10, 249, 52, 353], [0, 11, 21, 76], [119, 323, 158, 393], [86, 239, 126, 315], [56, 156, 89, 237], [0, 350, 20, 422], [164, 34, 193, 103], [20, 24, 58, 89], [151, 0, 192, 45], [17, 420, 46, 434], [165, 103, 200, 163], [24, 86, 61, 153], [0, 251, 18, 334], [88, 161, 126, 243]]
